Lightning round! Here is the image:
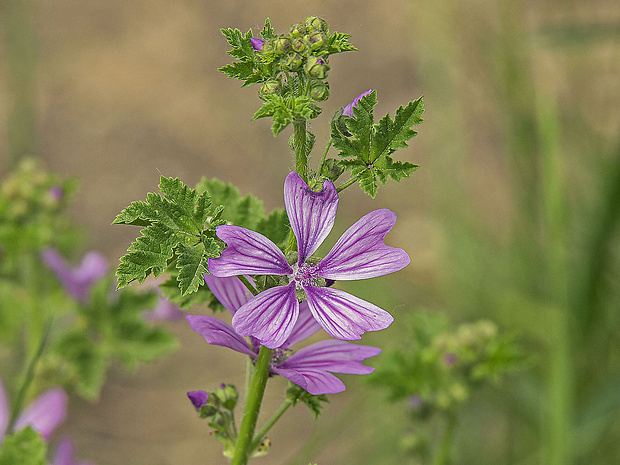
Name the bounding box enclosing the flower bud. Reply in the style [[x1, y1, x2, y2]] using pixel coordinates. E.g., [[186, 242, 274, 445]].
[[250, 37, 265, 52], [291, 37, 306, 53], [289, 22, 307, 38], [305, 56, 329, 79], [215, 383, 239, 410], [284, 53, 303, 71], [304, 16, 328, 33], [187, 390, 219, 418], [260, 80, 280, 96], [307, 32, 327, 51], [274, 37, 291, 53], [309, 80, 330, 101]]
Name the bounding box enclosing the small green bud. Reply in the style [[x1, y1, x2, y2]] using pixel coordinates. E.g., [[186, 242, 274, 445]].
[[215, 383, 239, 410], [309, 80, 330, 101], [291, 37, 306, 53], [274, 37, 291, 53], [289, 22, 306, 38], [320, 159, 344, 182], [260, 80, 280, 96], [307, 32, 327, 51], [305, 56, 329, 79], [284, 53, 303, 71], [304, 16, 328, 33]]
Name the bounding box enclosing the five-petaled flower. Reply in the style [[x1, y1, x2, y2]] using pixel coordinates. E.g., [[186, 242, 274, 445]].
[[208, 172, 410, 348], [187, 275, 381, 395]]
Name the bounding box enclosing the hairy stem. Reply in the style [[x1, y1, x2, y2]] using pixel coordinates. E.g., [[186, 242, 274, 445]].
[[336, 176, 358, 192], [318, 137, 332, 174], [293, 119, 308, 182], [433, 413, 457, 465], [231, 345, 274, 465]]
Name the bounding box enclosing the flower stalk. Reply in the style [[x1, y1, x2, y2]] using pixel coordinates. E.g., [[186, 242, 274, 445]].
[[293, 119, 309, 182], [250, 398, 293, 452], [231, 345, 274, 465]]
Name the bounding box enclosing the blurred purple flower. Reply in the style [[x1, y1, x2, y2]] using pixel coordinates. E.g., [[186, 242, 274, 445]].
[[187, 390, 209, 410], [443, 352, 457, 366], [408, 394, 423, 410], [143, 295, 184, 321], [48, 185, 63, 202], [186, 275, 381, 395], [50, 438, 95, 465], [342, 89, 373, 118], [250, 37, 265, 51], [41, 248, 108, 303], [0, 378, 67, 446], [209, 172, 410, 348]]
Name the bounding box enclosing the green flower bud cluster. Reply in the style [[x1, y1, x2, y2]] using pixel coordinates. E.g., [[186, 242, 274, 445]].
[[190, 384, 240, 458], [257, 16, 332, 103]]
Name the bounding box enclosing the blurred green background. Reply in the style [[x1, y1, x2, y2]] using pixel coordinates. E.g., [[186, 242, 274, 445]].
[[1, 0, 619, 464]]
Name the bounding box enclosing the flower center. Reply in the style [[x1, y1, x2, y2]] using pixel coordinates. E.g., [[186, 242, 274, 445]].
[[291, 262, 321, 290], [272, 348, 293, 364]]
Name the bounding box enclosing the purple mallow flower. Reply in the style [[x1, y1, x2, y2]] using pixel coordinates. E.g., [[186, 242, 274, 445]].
[[41, 248, 108, 303], [342, 89, 373, 118], [208, 172, 410, 348], [187, 275, 381, 395], [250, 37, 265, 52], [0, 377, 67, 446], [50, 438, 95, 465]]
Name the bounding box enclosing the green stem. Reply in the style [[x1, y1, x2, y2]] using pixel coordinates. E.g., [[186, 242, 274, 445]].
[[337, 176, 358, 192], [231, 345, 274, 465], [293, 119, 308, 182], [318, 138, 332, 175], [432, 413, 457, 465], [8, 317, 53, 431], [237, 275, 259, 296], [250, 399, 293, 451]]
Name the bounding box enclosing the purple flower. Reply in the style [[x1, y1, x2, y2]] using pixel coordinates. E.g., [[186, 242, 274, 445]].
[[143, 295, 184, 321], [50, 438, 95, 465], [250, 37, 265, 52], [0, 378, 67, 446], [186, 275, 381, 395], [187, 390, 209, 410], [342, 89, 373, 118], [48, 185, 63, 202], [208, 172, 410, 348], [41, 248, 108, 303]]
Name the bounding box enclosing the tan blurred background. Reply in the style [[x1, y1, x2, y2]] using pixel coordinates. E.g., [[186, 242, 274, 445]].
[[1, 0, 619, 464]]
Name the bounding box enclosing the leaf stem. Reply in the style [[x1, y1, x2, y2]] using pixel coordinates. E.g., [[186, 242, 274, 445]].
[[336, 175, 359, 192], [230, 345, 274, 465], [8, 317, 53, 431], [318, 138, 332, 175], [250, 398, 293, 451], [432, 412, 457, 465]]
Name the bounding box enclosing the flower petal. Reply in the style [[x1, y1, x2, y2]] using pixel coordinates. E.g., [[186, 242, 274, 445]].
[[231, 284, 299, 349], [285, 301, 322, 347], [319, 209, 410, 280], [272, 367, 345, 395], [209, 225, 292, 277], [14, 388, 67, 439], [284, 172, 339, 262], [203, 275, 250, 314], [186, 315, 257, 358], [304, 286, 394, 340], [279, 339, 380, 374], [0, 379, 8, 438], [51, 438, 95, 465]]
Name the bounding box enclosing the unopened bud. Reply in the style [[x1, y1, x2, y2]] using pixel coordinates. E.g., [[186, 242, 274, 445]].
[[260, 80, 280, 96], [289, 22, 306, 38], [291, 37, 306, 53], [309, 80, 330, 101], [307, 32, 327, 51], [274, 37, 291, 53], [305, 56, 329, 79], [304, 16, 328, 33], [284, 53, 303, 71], [215, 383, 239, 410]]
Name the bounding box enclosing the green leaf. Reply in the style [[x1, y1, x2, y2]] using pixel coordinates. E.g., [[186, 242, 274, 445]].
[[196, 178, 265, 230], [221, 27, 255, 61], [255, 208, 290, 251], [260, 18, 276, 40], [0, 427, 47, 465], [218, 61, 256, 81], [114, 177, 225, 292], [287, 385, 329, 419], [160, 272, 226, 312], [253, 96, 322, 136], [327, 32, 357, 54]]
